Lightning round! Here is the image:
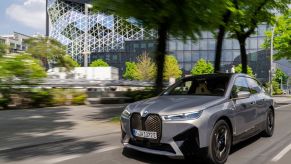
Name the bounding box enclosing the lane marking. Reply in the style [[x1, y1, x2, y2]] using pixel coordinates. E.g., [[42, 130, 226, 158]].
[[92, 145, 122, 154], [271, 143, 291, 162], [45, 146, 122, 164], [45, 155, 81, 164]]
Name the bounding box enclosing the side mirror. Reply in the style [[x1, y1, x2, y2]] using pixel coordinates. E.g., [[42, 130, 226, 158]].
[[234, 91, 251, 99]]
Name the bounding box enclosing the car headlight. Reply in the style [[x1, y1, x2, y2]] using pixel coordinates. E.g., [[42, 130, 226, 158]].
[[162, 111, 203, 121], [121, 109, 131, 119]]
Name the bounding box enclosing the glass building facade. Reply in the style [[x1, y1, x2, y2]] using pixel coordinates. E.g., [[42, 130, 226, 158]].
[[47, 0, 274, 82]]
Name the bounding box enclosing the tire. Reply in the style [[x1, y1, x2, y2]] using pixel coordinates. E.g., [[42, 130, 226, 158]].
[[207, 120, 232, 164], [262, 109, 274, 137]]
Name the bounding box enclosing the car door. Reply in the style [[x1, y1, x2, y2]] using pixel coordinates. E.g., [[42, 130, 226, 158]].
[[246, 78, 268, 125], [231, 77, 257, 136]]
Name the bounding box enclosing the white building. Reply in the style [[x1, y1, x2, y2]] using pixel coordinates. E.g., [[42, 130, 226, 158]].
[[47, 67, 119, 80]]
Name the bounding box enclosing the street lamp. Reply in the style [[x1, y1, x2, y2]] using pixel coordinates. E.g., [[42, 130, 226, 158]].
[[269, 17, 279, 95], [82, 3, 93, 67]]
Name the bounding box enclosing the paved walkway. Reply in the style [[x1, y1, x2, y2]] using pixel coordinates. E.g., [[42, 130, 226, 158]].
[[0, 105, 126, 152]]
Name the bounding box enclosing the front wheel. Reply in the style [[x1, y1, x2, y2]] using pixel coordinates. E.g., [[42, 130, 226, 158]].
[[207, 120, 232, 164], [262, 109, 274, 137]]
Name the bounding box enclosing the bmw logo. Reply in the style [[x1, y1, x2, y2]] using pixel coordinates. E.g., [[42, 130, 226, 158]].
[[144, 110, 148, 115]]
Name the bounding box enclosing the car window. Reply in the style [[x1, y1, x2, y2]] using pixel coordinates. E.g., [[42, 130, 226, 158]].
[[232, 77, 249, 97], [246, 78, 262, 94], [163, 76, 230, 96]]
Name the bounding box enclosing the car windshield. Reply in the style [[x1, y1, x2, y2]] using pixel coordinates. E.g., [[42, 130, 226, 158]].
[[163, 75, 230, 96]]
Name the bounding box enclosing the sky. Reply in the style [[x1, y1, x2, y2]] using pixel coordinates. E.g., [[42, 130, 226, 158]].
[[0, 0, 46, 36]]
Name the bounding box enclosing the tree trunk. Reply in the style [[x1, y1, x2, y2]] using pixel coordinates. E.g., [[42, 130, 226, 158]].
[[214, 10, 231, 73], [238, 38, 248, 74], [214, 27, 226, 73], [155, 24, 168, 94]]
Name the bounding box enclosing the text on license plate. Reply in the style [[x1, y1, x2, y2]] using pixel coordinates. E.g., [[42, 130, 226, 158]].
[[132, 129, 157, 139]]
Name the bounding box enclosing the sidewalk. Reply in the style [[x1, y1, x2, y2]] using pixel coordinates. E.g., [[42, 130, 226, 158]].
[[272, 95, 291, 106], [0, 105, 125, 152]]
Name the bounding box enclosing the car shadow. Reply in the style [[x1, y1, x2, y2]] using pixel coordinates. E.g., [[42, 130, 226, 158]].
[[122, 134, 263, 164], [230, 134, 262, 154], [122, 148, 207, 164]]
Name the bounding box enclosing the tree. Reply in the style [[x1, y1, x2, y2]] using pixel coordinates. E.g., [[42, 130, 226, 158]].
[[191, 59, 214, 75], [89, 59, 109, 67], [135, 52, 156, 81], [227, 0, 289, 73], [0, 43, 7, 57], [56, 55, 80, 70], [163, 55, 182, 80], [272, 80, 283, 95], [93, 0, 226, 94], [123, 62, 139, 80], [25, 36, 68, 69], [234, 64, 254, 76], [273, 68, 288, 85], [264, 10, 291, 60], [0, 53, 47, 84]]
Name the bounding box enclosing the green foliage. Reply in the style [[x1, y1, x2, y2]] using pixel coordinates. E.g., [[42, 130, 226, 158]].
[[123, 62, 139, 80], [125, 89, 157, 102], [273, 68, 288, 85], [164, 55, 182, 80], [191, 59, 214, 75], [135, 52, 156, 81], [264, 10, 291, 60], [57, 55, 80, 70], [0, 87, 12, 109], [272, 80, 283, 95], [234, 64, 254, 76], [25, 36, 69, 69], [71, 91, 87, 105], [90, 59, 109, 67], [0, 43, 7, 57], [29, 89, 54, 107], [92, 0, 226, 40], [0, 53, 47, 84]]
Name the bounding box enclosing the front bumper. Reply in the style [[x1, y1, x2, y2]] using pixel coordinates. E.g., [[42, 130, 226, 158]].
[[121, 116, 205, 158]]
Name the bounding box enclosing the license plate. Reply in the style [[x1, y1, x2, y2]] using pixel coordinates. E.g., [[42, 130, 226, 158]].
[[132, 129, 157, 139]]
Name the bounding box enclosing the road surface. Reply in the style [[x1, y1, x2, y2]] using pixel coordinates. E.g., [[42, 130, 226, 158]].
[[0, 104, 291, 164]]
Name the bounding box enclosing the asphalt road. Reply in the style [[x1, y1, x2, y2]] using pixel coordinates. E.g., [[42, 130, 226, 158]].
[[0, 104, 291, 164]]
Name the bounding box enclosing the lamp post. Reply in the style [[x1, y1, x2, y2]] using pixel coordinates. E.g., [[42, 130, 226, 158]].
[[269, 19, 278, 95], [83, 3, 93, 67]]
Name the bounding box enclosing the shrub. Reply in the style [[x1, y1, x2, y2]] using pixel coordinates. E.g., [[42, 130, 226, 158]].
[[72, 94, 87, 105], [125, 89, 157, 102]]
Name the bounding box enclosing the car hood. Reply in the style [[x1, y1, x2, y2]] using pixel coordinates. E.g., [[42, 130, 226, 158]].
[[127, 95, 226, 116]]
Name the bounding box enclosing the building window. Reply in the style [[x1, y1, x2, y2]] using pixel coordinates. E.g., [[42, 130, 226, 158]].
[[233, 40, 240, 49], [222, 50, 233, 61], [208, 39, 216, 50], [191, 41, 199, 50], [199, 39, 208, 50], [223, 39, 232, 49], [192, 51, 200, 61], [176, 51, 184, 62], [168, 40, 176, 51], [184, 51, 192, 62], [184, 63, 192, 71], [177, 40, 184, 50], [207, 51, 215, 61], [249, 38, 258, 49], [184, 40, 191, 50]]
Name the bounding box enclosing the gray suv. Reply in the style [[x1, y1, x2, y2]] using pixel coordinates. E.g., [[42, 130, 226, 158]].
[[120, 73, 274, 164]]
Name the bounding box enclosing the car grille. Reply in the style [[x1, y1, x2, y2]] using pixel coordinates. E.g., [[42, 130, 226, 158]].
[[130, 113, 162, 143]]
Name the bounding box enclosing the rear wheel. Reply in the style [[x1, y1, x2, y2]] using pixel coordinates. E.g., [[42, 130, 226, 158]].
[[207, 120, 232, 164], [262, 109, 274, 137]]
